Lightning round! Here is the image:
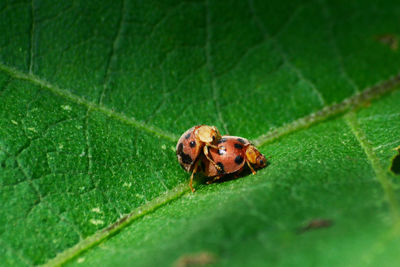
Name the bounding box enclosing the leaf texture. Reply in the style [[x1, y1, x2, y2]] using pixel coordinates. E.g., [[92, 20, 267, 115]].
[[1, 0, 400, 266]]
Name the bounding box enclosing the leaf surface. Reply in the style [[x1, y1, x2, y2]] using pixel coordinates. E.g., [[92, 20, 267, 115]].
[[68, 89, 400, 267], [1, 0, 400, 266]]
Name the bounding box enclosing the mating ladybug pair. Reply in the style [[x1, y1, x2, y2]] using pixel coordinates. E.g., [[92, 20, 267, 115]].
[[176, 125, 267, 192]]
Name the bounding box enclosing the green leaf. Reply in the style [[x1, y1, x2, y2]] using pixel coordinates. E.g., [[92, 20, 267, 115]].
[[67, 90, 400, 267], [1, 0, 400, 266]]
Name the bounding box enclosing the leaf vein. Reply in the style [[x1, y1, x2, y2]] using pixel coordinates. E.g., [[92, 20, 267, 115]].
[[0, 76, 13, 97], [0, 238, 33, 266], [373, 139, 400, 152], [0, 62, 179, 142], [16, 157, 84, 240], [84, 108, 123, 217], [42, 184, 190, 267], [345, 112, 400, 221], [41, 70, 400, 265], [98, 0, 127, 104], [248, 0, 326, 106], [252, 71, 400, 146], [319, 0, 359, 93], [28, 0, 36, 74]]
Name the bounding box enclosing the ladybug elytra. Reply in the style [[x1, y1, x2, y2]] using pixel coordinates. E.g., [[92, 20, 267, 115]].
[[176, 125, 222, 191], [201, 136, 267, 184]]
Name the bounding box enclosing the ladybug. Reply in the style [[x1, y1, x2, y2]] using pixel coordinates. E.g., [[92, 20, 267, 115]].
[[176, 125, 222, 191], [200, 136, 267, 183]]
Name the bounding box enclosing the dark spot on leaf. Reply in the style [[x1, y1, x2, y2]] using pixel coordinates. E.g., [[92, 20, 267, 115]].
[[390, 147, 400, 175], [375, 34, 399, 51], [234, 143, 243, 149], [235, 155, 244, 164], [298, 219, 333, 234], [174, 252, 217, 267], [217, 162, 225, 174], [185, 132, 191, 139], [237, 138, 245, 144], [190, 141, 196, 148]]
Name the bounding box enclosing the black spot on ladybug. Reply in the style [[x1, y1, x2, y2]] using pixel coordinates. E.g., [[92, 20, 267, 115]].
[[190, 141, 196, 148], [217, 138, 227, 144], [177, 143, 183, 155], [181, 153, 193, 165], [185, 132, 191, 139], [217, 162, 225, 174], [237, 138, 245, 144], [235, 155, 244, 164], [234, 143, 243, 149], [177, 143, 193, 165]]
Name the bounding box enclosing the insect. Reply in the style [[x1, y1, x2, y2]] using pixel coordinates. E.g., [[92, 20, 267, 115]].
[[176, 125, 222, 191], [200, 136, 267, 184]]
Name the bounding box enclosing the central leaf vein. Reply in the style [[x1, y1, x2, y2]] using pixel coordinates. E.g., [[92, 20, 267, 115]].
[[0, 63, 179, 142]]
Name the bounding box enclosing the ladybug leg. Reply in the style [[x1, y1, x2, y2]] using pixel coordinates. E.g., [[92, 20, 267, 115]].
[[203, 145, 221, 172], [206, 175, 222, 184], [203, 145, 222, 172], [189, 161, 199, 193], [246, 160, 257, 175], [207, 144, 219, 149]]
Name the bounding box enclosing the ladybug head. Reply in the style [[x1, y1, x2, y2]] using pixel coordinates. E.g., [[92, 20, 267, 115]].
[[245, 145, 267, 168], [196, 125, 221, 144], [255, 153, 267, 168]]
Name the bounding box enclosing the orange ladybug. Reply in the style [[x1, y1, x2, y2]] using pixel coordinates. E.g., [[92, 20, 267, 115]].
[[201, 136, 267, 184], [176, 125, 222, 191]]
